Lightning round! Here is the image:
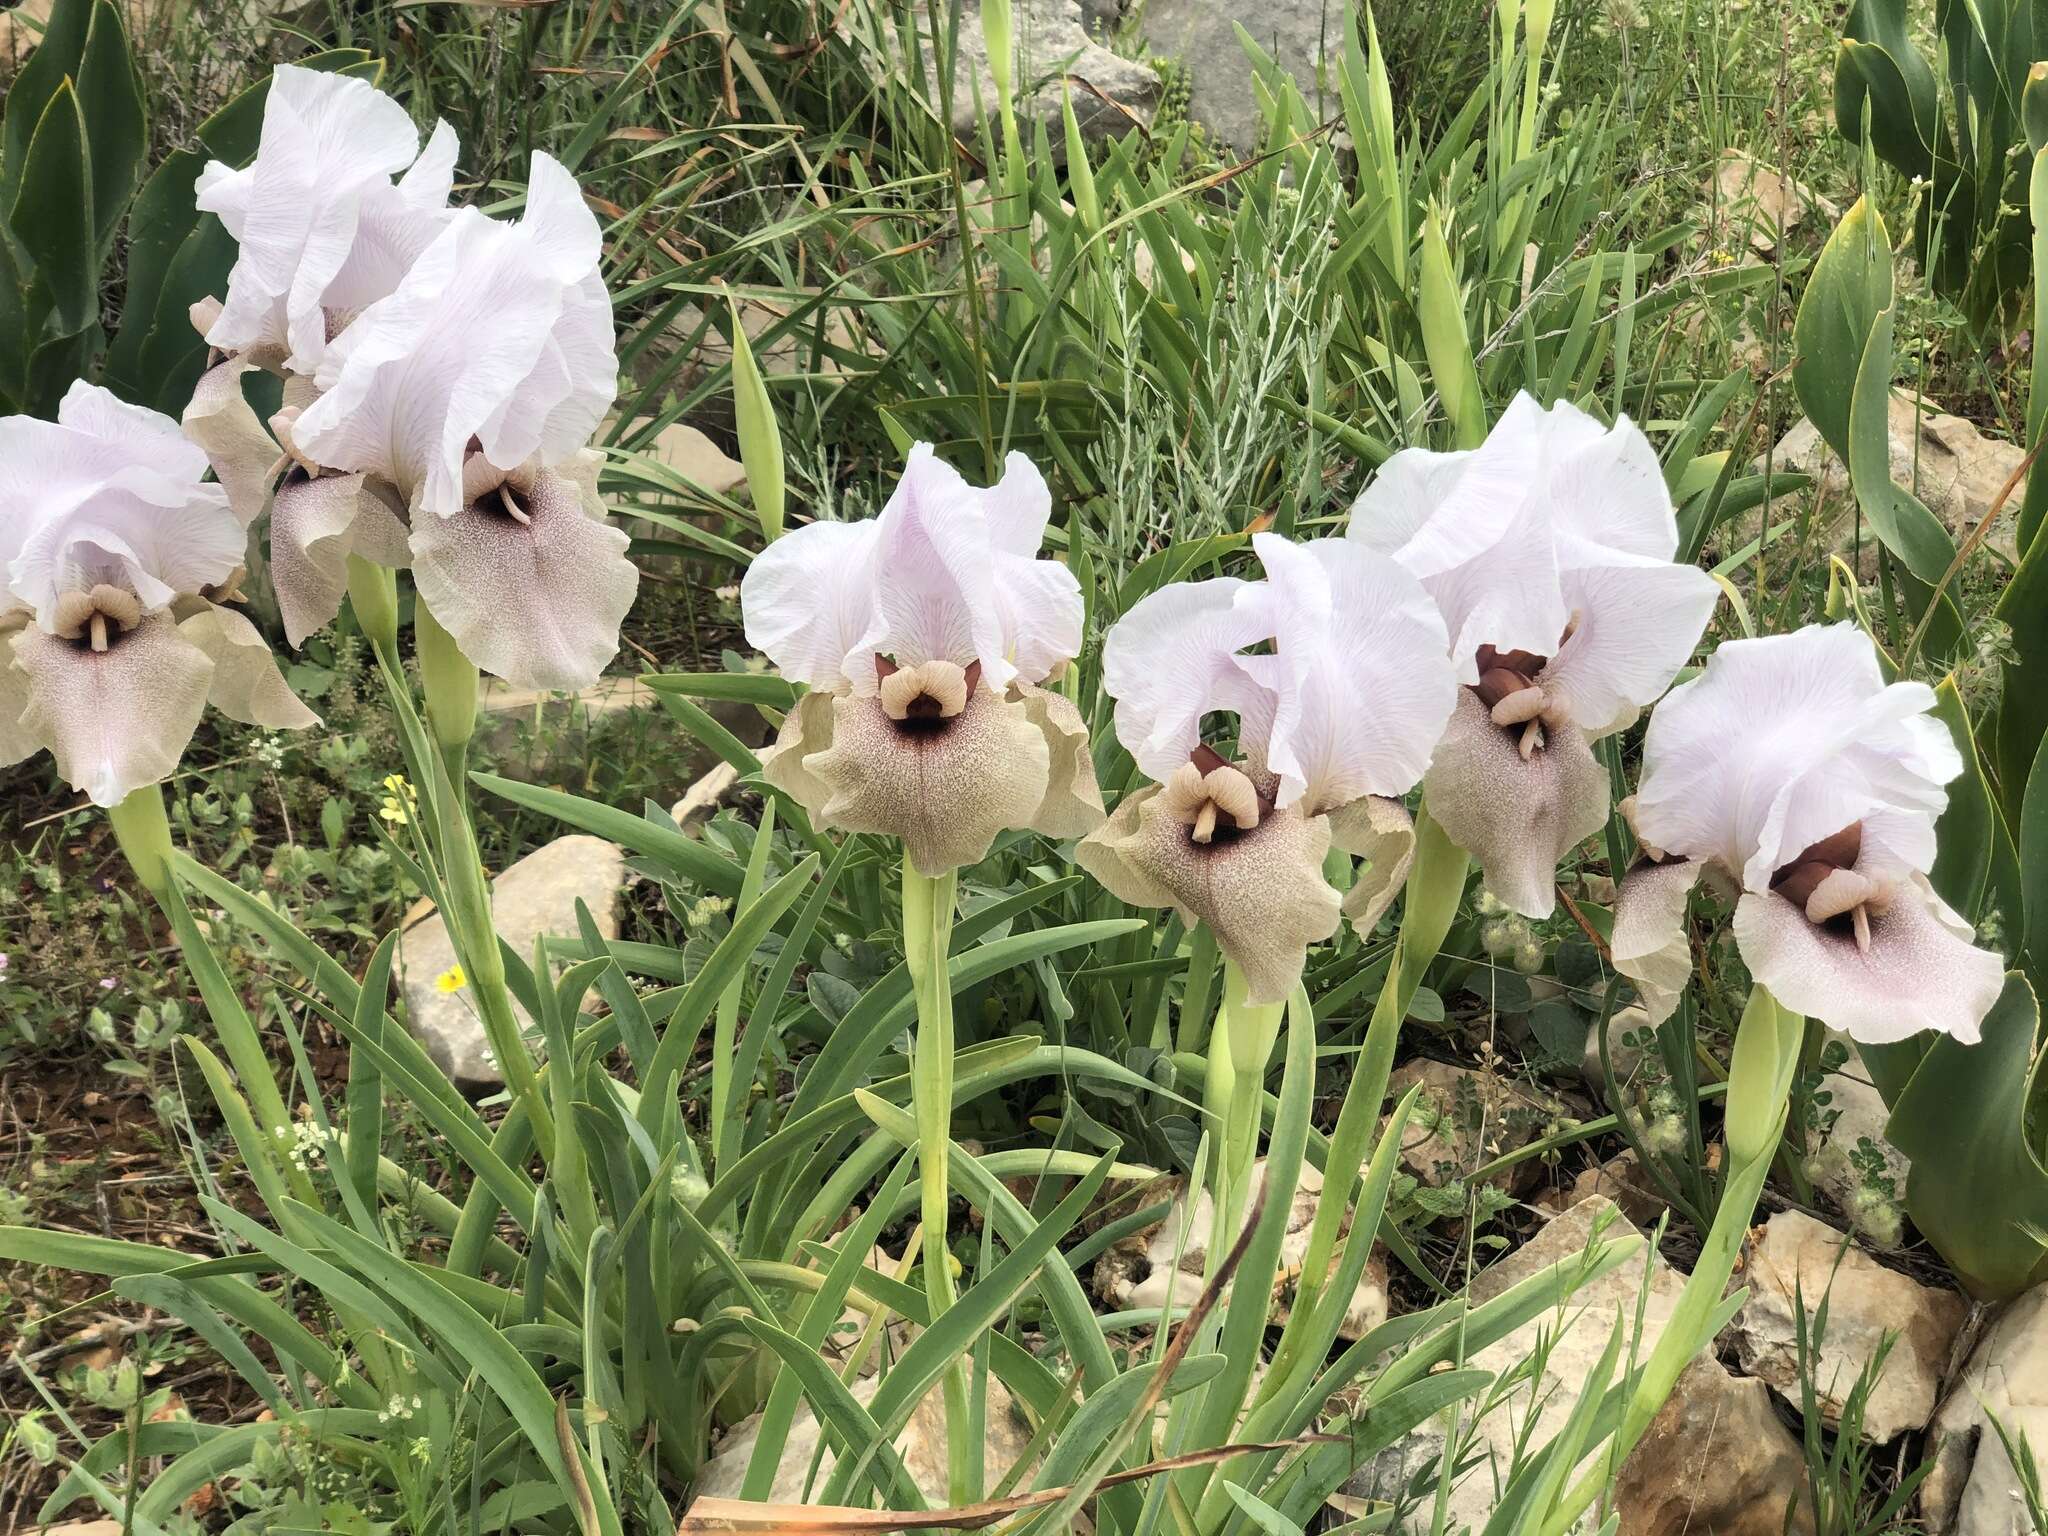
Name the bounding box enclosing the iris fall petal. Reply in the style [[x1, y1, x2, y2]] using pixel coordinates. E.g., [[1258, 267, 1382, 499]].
[[1423, 687, 1608, 918], [12, 617, 213, 807], [1732, 878, 2005, 1046], [407, 463, 637, 692]]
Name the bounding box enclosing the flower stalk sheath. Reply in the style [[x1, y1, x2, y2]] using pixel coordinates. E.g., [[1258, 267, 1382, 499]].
[[901, 853, 974, 1503]]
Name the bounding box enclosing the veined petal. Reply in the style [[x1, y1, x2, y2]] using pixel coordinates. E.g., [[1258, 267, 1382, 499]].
[[1540, 402, 1677, 560], [992, 551, 1083, 686], [1733, 877, 2003, 1045], [982, 456, 1083, 682], [801, 688, 1052, 876], [1242, 533, 1454, 811], [322, 120, 460, 316], [1345, 443, 1474, 559], [1611, 857, 1705, 1025], [177, 601, 319, 729], [1634, 624, 1960, 889], [1016, 683, 1104, 838], [11, 615, 213, 806], [1075, 785, 1339, 1005], [197, 65, 434, 372], [1423, 688, 1608, 918], [408, 464, 637, 691], [1539, 545, 1719, 735], [1368, 393, 1553, 581], [1102, 577, 1275, 781], [297, 153, 617, 518], [269, 471, 409, 646], [868, 445, 1007, 686], [183, 359, 282, 527], [0, 619, 34, 766], [1327, 793, 1416, 936], [740, 517, 882, 690], [1416, 498, 1570, 684], [4, 382, 239, 624]]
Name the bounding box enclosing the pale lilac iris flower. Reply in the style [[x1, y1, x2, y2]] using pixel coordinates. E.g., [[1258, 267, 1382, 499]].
[[184, 68, 635, 691], [1, 383, 314, 806], [1348, 392, 1720, 917], [1078, 533, 1456, 1005], [742, 445, 1103, 877], [1613, 623, 2002, 1045], [194, 64, 458, 376], [292, 152, 630, 690]]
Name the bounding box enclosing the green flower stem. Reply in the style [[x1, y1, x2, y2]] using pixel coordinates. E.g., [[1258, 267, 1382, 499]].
[[107, 781, 173, 900], [901, 852, 973, 1503], [1212, 959, 1283, 1246], [1539, 984, 1803, 1536], [344, 554, 400, 667], [415, 598, 478, 788], [365, 624, 551, 1167], [1258, 805, 1467, 1402]]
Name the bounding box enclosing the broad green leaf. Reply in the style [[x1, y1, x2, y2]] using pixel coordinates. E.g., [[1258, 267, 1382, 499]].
[[10, 82, 94, 335], [76, 0, 144, 247], [1887, 974, 2048, 1299], [1793, 196, 1891, 464]]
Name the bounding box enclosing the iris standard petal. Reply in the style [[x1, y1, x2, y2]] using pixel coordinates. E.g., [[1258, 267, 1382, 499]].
[[407, 465, 637, 692], [1243, 533, 1454, 812], [1538, 545, 1719, 736], [298, 153, 617, 518], [1423, 687, 1608, 918], [1634, 624, 1960, 887], [1075, 783, 1340, 1006], [176, 601, 319, 729], [1732, 877, 2004, 1045], [183, 359, 283, 527], [269, 471, 409, 647], [869, 445, 1007, 686], [196, 65, 428, 371], [1101, 577, 1275, 782], [12, 616, 213, 806], [1611, 857, 1705, 1024], [1345, 442, 1474, 559], [798, 687, 1053, 876], [740, 518, 883, 690]]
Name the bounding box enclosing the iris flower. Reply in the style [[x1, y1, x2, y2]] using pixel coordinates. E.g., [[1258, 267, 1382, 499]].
[[1077, 533, 1456, 1005], [1, 383, 314, 806], [1612, 623, 2003, 1044], [194, 65, 458, 377], [189, 88, 635, 690], [1348, 393, 1719, 917], [741, 445, 1104, 875]]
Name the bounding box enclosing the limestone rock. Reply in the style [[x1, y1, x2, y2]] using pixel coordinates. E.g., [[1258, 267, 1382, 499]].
[[633, 419, 747, 498], [1139, 0, 1334, 156], [1098, 1159, 1389, 1340], [1581, 1003, 1655, 1099], [1350, 1198, 1810, 1535], [1924, 1282, 2046, 1536], [1759, 393, 2027, 563], [1563, 1150, 1664, 1227], [1732, 1209, 1967, 1442], [1711, 150, 1835, 253], [671, 760, 740, 833], [889, 0, 1159, 145], [397, 835, 628, 1088], [1387, 1059, 1560, 1194], [1614, 1357, 1815, 1536], [693, 1370, 1034, 1505]]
